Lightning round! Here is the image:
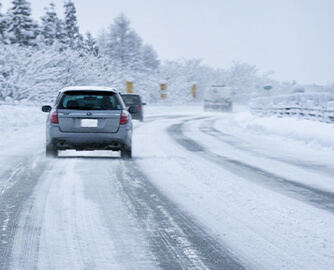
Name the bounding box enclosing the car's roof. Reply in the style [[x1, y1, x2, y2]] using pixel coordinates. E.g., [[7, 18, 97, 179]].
[[60, 86, 118, 93], [121, 93, 140, 96]]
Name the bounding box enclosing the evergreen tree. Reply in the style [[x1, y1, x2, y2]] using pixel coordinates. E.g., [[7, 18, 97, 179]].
[[40, 3, 63, 46], [7, 0, 39, 46], [63, 0, 82, 49], [103, 14, 142, 69], [97, 28, 107, 52], [140, 44, 160, 70], [83, 31, 98, 56], [55, 18, 67, 45], [0, 3, 10, 43], [125, 29, 142, 71]]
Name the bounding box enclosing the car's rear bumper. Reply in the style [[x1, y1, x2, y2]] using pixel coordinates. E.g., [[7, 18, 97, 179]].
[[46, 124, 132, 150]]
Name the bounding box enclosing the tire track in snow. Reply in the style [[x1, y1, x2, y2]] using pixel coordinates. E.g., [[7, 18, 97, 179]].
[[168, 118, 334, 213], [200, 118, 334, 178], [0, 154, 48, 270], [111, 160, 245, 270], [10, 158, 123, 269]]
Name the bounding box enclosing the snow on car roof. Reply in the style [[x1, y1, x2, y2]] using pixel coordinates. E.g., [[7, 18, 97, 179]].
[[60, 86, 118, 93]]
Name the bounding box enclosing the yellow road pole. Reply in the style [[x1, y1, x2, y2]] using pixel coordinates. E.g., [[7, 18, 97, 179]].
[[160, 80, 167, 99], [191, 82, 197, 98], [126, 80, 134, 93]]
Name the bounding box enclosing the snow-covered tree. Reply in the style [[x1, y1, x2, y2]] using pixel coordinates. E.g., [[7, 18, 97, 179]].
[[125, 30, 143, 71], [0, 3, 9, 44], [40, 3, 64, 46], [63, 0, 82, 49], [101, 14, 142, 69], [96, 28, 107, 51], [83, 31, 98, 55], [140, 44, 160, 70], [0, 44, 64, 101], [159, 59, 213, 103], [0, 3, 9, 43], [0, 43, 113, 102], [6, 0, 39, 46], [221, 62, 259, 102]]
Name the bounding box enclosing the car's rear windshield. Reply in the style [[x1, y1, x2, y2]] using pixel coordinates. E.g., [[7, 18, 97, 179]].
[[122, 95, 141, 105], [58, 91, 121, 110]]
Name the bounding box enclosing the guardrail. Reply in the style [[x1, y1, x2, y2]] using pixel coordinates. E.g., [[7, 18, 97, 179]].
[[250, 92, 334, 123]]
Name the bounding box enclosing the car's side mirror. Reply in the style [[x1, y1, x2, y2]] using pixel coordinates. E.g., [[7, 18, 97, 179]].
[[128, 106, 138, 113], [42, 105, 52, 112]]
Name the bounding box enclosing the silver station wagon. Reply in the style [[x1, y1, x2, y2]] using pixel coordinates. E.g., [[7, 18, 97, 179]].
[[42, 86, 136, 158]]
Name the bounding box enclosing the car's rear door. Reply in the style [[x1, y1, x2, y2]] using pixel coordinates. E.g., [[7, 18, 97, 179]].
[[57, 90, 122, 133]]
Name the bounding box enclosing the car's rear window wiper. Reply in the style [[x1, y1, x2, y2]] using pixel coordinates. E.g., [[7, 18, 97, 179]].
[[68, 106, 94, 110]]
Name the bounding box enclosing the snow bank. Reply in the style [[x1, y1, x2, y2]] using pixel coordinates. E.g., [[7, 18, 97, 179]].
[[235, 110, 334, 150], [0, 105, 44, 130]]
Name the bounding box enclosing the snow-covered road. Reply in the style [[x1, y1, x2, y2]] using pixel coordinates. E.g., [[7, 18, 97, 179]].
[[1, 105, 334, 269]]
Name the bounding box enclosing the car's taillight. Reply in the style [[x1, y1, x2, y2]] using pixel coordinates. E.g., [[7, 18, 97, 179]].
[[120, 111, 129, 125], [50, 110, 58, 124]]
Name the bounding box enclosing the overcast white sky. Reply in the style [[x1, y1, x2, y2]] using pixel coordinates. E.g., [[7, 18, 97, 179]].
[[1, 0, 334, 85]]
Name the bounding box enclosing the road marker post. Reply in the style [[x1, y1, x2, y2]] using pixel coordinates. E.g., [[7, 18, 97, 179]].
[[126, 80, 134, 93], [160, 80, 167, 99], [191, 82, 197, 98]]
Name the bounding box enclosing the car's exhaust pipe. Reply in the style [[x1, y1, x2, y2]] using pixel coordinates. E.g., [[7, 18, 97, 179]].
[[113, 142, 120, 148], [56, 140, 70, 149], [107, 142, 121, 149]]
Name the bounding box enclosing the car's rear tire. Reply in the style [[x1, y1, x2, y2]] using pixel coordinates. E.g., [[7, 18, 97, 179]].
[[46, 147, 58, 158], [121, 148, 132, 159]]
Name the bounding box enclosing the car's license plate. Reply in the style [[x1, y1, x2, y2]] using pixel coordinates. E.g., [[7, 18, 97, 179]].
[[81, 119, 98, 127]]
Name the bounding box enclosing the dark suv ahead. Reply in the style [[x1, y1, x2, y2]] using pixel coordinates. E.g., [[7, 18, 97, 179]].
[[121, 94, 146, 122], [42, 87, 137, 158]]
